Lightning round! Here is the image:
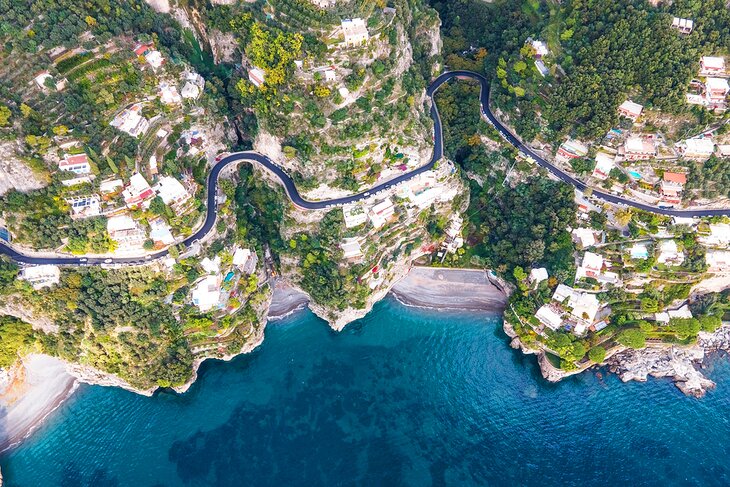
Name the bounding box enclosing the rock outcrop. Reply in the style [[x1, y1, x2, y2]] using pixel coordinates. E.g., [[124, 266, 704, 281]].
[[607, 325, 730, 397], [0, 142, 47, 196]]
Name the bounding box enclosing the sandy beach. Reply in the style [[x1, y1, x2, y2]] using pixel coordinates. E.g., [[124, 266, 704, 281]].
[[267, 280, 310, 320], [0, 354, 77, 452], [390, 267, 508, 311]]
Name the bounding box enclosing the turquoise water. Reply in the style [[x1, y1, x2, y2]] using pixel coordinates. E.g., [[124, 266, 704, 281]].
[[629, 170, 642, 180], [2, 298, 730, 486]]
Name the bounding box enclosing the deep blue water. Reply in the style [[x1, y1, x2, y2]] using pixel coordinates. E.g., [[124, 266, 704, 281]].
[[2, 298, 730, 486]]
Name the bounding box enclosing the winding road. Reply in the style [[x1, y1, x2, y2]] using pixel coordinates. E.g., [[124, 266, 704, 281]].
[[2, 70, 729, 266]]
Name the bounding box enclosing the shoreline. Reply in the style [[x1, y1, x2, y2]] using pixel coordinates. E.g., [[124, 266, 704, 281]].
[[2, 267, 728, 455], [0, 355, 78, 453]]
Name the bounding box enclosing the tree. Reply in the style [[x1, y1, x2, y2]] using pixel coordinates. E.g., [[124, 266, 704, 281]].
[[699, 315, 722, 333], [0, 105, 11, 127], [617, 329, 646, 349], [615, 208, 633, 226], [588, 346, 606, 363]]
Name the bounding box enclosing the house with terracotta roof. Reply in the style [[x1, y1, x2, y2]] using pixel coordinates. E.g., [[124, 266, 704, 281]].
[[122, 173, 155, 208], [134, 43, 164, 70], [556, 139, 588, 163], [623, 136, 656, 161], [705, 77, 729, 108], [660, 172, 687, 204], [618, 100, 643, 121], [59, 153, 91, 175], [248, 66, 266, 88], [659, 172, 687, 204], [700, 56, 726, 76]]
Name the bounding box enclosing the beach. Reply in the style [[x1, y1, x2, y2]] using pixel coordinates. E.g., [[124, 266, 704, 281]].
[[0, 267, 505, 453], [267, 280, 310, 320], [390, 267, 508, 311], [0, 354, 77, 453]]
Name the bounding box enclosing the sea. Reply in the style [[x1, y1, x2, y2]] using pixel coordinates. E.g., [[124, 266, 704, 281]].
[[1, 297, 729, 486]]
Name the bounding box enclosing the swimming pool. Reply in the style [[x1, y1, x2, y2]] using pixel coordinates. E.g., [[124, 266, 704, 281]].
[[628, 170, 642, 180]]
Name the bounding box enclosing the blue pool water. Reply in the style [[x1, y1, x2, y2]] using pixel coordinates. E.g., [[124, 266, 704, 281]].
[[629, 170, 642, 180], [1, 298, 730, 486]]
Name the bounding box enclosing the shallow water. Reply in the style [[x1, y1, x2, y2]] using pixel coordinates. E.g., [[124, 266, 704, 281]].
[[1, 298, 730, 486]]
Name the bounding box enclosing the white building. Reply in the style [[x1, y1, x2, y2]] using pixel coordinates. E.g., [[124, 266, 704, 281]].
[[200, 256, 221, 275], [123, 173, 155, 208], [556, 139, 589, 163], [191, 275, 221, 312], [575, 251, 604, 280], [110, 104, 149, 138], [341, 238, 363, 259], [233, 248, 256, 274], [99, 179, 124, 194], [341, 18, 369, 46], [66, 195, 101, 218], [700, 56, 726, 76], [568, 292, 601, 334], [158, 81, 182, 105], [671, 17, 694, 34], [529, 267, 549, 287], [591, 152, 615, 180], [154, 176, 190, 207], [148, 218, 175, 246], [706, 249, 730, 271], [699, 223, 730, 248], [19, 265, 60, 290], [107, 214, 146, 250], [181, 70, 204, 99], [623, 136, 656, 161], [343, 203, 367, 228], [572, 228, 599, 248], [181, 81, 201, 99], [535, 304, 563, 331], [679, 138, 715, 161], [369, 198, 395, 229], [144, 50, 164, 70], [248, 66, 266, 88], [58, 154, 92, 175], [657, 239, 684, 265], [550, 284, 602, 334], [530, 39, 549, 58]]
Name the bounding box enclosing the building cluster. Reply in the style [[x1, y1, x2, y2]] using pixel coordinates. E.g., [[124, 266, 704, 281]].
[[527, 190, 730, 343], [687, 56, 729, 111], [341, 170, 458, 234], [535, 282, 608, 336], [190, 246, 258, 312]]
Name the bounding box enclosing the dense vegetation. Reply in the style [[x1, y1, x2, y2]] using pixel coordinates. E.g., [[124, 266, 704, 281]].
[[0, 316, 35, 368], [432, 0, 730, 142], [468, 178, 577, 281]]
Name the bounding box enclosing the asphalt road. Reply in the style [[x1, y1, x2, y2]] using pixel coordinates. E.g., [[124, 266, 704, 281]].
[[2, 70, 727, 266]]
